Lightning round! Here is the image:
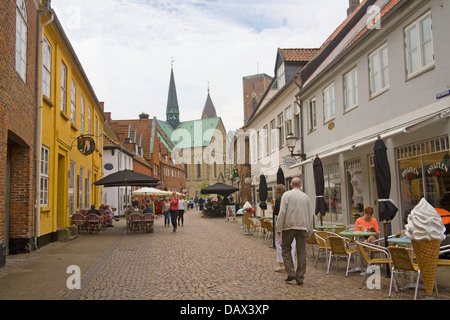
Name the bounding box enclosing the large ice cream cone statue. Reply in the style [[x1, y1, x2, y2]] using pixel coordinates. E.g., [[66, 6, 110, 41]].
[[405, 198, 446, 298], [411, 239, 441, 296]]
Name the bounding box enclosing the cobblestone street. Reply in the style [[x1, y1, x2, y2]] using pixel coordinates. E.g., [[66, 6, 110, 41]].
[[0, 210, 449, 302]]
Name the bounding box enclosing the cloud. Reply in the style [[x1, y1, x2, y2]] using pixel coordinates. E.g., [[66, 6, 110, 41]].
[[51, 0, 349, 130]]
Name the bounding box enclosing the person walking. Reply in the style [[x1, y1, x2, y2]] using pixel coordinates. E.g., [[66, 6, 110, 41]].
[[170, 192, 179, 232], [276, 177, 313, 285], [273, 184, 296, 273], [162, 197, 171, 227], [178, 195, 186, 226]]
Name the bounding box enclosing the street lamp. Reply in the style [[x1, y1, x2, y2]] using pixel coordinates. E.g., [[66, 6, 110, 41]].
[[286, 132, 306, 160]]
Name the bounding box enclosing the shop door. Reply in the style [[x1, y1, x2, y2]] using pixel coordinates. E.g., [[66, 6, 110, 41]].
[[5, 148, 11, 255]]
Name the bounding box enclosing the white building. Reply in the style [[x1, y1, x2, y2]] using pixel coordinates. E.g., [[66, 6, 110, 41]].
[[247, 0, 450, 236]]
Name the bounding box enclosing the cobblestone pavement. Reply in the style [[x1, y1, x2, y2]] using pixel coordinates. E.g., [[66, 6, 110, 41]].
[[0, 209, 449, 301]]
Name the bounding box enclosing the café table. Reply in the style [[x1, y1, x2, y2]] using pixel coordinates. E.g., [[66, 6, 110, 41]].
[[316, 225, 347, 232], [338, 231, 378, 274], [387, 237, 411, 245]]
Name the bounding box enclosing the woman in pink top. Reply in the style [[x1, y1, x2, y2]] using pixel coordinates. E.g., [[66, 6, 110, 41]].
[[170, 192, 179, 232], [355, 206, 379, 243]]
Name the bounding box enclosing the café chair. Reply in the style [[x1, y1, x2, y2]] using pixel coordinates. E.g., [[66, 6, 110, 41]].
[[388, 246, 438, 300], [262, 220, 273, 243], [306, 232, 318, 259], [356, 241, 391, 289], [86, 214, 101, 233], [438, 245, 450, 266], [248, 218, 261, 236], [314, 231, 329, 268], [72, 212, 86, 233], [129, 213, 143, 233], [143, 214, 154, 233], [327, 235, 358, 277]]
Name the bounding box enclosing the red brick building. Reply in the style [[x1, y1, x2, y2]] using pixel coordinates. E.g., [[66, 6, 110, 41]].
[[0, 0, 42, 266]]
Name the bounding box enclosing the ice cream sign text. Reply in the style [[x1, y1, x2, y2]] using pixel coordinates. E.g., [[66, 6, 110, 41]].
[[402, 166, 420, 180], [426, 162, 448, 177]]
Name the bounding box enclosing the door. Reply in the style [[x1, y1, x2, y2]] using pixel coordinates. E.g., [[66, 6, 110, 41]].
[[57, 154, 66, 229]]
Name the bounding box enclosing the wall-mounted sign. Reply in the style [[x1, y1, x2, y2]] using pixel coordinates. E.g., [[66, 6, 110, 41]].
[[328, 122, 335, 130], [283, 156, 297, 168], [104, 163, 114, 171], [77, 136, 95, 156], [436, 89, 450, 100]]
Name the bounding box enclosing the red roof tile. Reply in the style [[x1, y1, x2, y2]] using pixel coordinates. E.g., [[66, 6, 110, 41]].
[[280, 48, 320, 62]]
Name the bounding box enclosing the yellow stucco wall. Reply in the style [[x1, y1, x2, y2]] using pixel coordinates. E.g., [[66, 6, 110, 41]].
[[38, 15, 104, 237]]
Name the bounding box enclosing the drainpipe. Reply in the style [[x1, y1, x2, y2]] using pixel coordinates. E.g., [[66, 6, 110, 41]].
[[33, 0, 54, 250]]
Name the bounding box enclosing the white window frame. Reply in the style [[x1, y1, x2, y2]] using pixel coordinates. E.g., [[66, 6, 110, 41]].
[[80, 95, 85, 134], [277, 63, 285, 89], [40, 146, 49, 206], [42, 37, 51, 98], [323, 83, 335, 123], [343, 68, 358, 112], [369, 44, 389, 97], [308, 97, 317, 132], [277, 113, 284, 148], [15, 0, 27, 81], [270, 119, 277, 152], [79, 166, 84, 209], [71, 80, 76, 125], [263, 125, 269, 157], [405, 11, 434, 78], [86, 171, 91, 208], [61, 62, 68, 113], [285, 106, 293, 137], [294, 103, 300, 138], [69, 161, 76, 216], [88, 107, 92, 135], [258, 129, 263, 159], [250, 132, 257, 163]]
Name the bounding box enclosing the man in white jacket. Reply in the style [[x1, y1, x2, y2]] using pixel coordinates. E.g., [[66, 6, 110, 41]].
[[276, 177, 313, 285]]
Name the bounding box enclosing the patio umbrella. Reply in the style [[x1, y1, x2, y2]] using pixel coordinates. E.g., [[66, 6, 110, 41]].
[[200, 182, 239, 197], [373, 136, 398, 247], [133, 187, 170, 197], [259, 174, 268, 210], [313, 155, 328, 226], [276, 166, 285, 186], [93, 170, 159, 211]]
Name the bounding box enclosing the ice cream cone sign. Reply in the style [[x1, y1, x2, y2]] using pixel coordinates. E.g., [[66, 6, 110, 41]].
[[405, 198, 446, 297]]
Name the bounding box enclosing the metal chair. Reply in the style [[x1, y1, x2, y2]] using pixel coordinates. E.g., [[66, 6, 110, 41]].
[[314, 231, 329, 268], [327, 235, 358, 277], [356, 241, 391, 289]]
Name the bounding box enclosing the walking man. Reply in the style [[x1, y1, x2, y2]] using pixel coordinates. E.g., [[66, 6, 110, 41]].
[[276, 177, 313, 285]]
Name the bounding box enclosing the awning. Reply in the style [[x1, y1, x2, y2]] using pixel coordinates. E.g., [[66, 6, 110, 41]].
[[289, 107, 449, 170]]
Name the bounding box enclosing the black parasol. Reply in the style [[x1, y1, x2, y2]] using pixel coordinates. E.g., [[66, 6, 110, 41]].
[[313, 156, 328, 226], [373, 136, 398, 222], [259, 174, 268, 210], [200, 183, 239, 197], [93, 169, 159, 187], [276, 166, 285, 186]]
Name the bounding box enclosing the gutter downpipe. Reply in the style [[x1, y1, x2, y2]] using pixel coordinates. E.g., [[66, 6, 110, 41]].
[[34, 0, 54, 250]]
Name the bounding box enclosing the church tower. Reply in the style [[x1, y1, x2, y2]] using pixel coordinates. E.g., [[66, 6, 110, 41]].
[[166, 64, 180, 128], [201, 87, 217, 119]]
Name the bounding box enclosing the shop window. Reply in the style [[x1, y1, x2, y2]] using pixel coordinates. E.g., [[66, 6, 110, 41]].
[[396, 136, 449, 225], [323, 163, 342, 223], [346, 158, 363, 222]]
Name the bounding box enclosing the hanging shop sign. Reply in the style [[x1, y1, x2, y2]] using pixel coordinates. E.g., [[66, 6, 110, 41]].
[[77, 136, 95, 156]]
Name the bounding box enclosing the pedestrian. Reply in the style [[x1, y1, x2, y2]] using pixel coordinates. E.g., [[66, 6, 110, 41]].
[[170, 192, 179, 232], [276, 177, 313, 285], [178, 195, 186, 226], [273, 184, 296, 273], [162, 197, 171, 227], [194, 196, 199, 210]]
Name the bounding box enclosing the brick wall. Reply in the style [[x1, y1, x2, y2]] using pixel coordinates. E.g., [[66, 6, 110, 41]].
[[0, 0, 39, 257]]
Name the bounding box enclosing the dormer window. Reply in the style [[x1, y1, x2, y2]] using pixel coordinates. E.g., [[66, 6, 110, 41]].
[[277, 63, 285, 89]]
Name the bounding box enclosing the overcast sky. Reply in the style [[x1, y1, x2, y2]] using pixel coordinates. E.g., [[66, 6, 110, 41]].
[[51, 0, 350, 132]]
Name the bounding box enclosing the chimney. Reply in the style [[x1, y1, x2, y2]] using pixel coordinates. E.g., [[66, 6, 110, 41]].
[[99, 101, 105, 112], [139, 112, 149, 120], [347, 0, 360, 16]]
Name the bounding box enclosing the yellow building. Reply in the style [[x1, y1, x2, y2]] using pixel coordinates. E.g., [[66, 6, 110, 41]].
[[37, 11, 104, 246]]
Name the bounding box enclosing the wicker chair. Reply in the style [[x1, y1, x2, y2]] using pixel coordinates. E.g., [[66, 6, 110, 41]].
[[86, 214, 101, 233], [72, 213, 86, 233], [143, 214, 154, 233]]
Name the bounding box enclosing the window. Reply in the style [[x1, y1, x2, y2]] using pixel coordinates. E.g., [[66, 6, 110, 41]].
[[258, 129, 263, 159], [405, 12, 434, 77], [80, 95, 85, 134], [71, 80, 76, 125], [323, 83, 335, 122], [294, 103, 300, 137], [308, 98, 317, 132], [85, 171, 91, 208], [276, 63, 285, 88], [79, 166, 84, 209], [197, 163, 201, 178], [369, 44, 389, 96], [61, 63, 68, 113], [344, 68, 358, 111], [270, 119, 277, 151], [40, 146, 49, 206], [42, 37, 51, 98], [69, 161, 76, 216], [285, 106, 293, 137], [88, 107, 92, 135], [346, 158, 363, 222], [277, 113, 284, 148], [95, 115, 99, 149], [263, 125, 269, 156], [15, 0, 27, 81]]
